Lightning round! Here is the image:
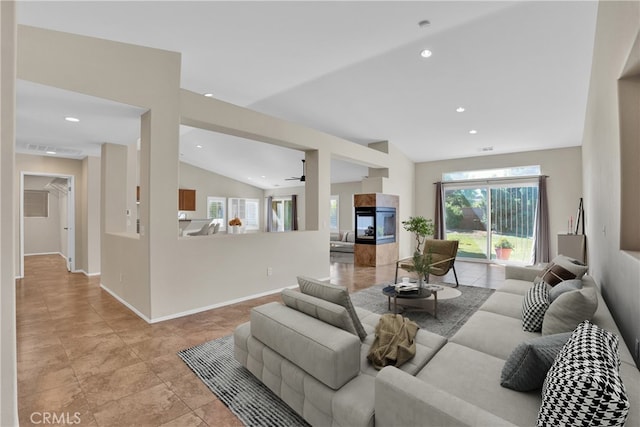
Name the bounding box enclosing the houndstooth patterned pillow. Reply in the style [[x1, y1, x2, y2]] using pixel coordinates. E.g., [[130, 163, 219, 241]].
[[537, 321, 629, 427], [522, 282, 550, 332]]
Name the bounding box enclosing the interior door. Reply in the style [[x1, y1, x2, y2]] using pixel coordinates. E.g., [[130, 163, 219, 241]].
[[65, 177, 75, 272]]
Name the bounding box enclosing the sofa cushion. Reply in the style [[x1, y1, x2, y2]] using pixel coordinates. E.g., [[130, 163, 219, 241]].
[[522, 282, 550, 332], [416, 343, 542, 426], [298, 276, 367, 340], [500, 332, 572, 391], [542, 287, 598, 335], [250, 302, 361, 390], [479, 291, 524, 320], [538, 321, 629, 426], [281, 289, 358, 337], [450, 310, 540, 360], [548, 278, 582, 302], [538, 255, 588, 286]]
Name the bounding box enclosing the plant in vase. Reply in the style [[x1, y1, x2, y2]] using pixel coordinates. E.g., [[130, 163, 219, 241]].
[[495, 237, 514, 260], [228, 217, 242, 234], [401, 216, 435, 288]]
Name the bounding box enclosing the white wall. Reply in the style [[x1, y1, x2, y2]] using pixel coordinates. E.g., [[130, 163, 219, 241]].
[[582, 0, 640, 366], [331, 181, 361, 232], [23, 175, 62, 255], [415, 147, 583, 260]]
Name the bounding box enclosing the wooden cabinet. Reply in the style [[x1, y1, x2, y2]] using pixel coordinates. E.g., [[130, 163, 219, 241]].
[[178, 189, 196, 211]]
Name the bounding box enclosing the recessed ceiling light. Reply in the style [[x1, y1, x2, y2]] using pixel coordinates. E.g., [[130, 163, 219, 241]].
[[203, 93, 213, 97], [469, 129, 478, 134], [481, 146, 494, 152], [46, 150, 56, 155], [195, 144, 203, 149], [456, 107, 465, 113], [418, 20, 431, 28], [420, 49, 432, 58], [261, 176, 266, 179], [64, 116, 79, 122]]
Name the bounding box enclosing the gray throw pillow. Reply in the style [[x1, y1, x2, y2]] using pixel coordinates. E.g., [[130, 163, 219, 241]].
[[542, 287, 598, 335], [549, 279, 583, 302], [501, 332, 573, 391], [297, 276, 367, 340], [281, 289, 359, 337], [522, 282, 550, 332]]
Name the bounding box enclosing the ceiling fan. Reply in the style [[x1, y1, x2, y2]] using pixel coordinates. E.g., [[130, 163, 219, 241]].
[[285, 159, 306, 182]]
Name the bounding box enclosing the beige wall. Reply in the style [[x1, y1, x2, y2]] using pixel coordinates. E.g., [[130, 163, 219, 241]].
[[582, 0, 640, 366], [1, 1, 17, 423], [83, 156, 101, 275], [415, 147, 583, 260]]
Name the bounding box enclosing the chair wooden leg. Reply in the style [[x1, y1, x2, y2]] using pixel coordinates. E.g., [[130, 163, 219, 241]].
[[394, 262, 399, 284]]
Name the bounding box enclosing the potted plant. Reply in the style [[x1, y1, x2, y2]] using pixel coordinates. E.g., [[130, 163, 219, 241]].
[[402, 216, 435, 254], [495, 237, 514, 260], [401, 216, 435, 288], [228, 217, 242, 234]]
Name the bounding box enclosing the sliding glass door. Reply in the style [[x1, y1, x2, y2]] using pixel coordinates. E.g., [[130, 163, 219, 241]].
[[444, 180, 538, 263]]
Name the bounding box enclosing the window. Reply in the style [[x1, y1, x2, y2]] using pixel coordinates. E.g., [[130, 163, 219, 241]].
[[442, 166, 540, 264], [207, 197, 226, 230], [329, 195, 339, 232], [229, 198, 260, 231], [24, 190, 49, 217]]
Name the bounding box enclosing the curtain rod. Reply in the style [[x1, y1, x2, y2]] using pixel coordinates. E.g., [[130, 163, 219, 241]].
[[433, 175, 549, 185]]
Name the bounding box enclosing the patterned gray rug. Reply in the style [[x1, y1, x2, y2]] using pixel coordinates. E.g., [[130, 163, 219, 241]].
[[178, 335, 310, 427], [178, 283, 494, 426], [350, 283, 495, 338]]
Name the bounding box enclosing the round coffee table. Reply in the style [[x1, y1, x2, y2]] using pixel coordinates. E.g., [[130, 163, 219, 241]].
[[382, 284, 444, 318]]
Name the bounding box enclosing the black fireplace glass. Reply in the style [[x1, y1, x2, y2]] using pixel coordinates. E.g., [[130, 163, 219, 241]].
[[355, 207, 396, 244]]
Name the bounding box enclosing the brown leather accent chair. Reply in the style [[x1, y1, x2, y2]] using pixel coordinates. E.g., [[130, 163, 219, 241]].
[[394, 239, 459, 287]]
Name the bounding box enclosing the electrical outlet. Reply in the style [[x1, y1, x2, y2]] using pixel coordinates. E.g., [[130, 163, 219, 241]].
[[267, 267, 273, 276]]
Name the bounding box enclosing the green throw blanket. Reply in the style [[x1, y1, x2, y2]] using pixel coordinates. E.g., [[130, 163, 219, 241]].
[[367, 313, 419, 370]]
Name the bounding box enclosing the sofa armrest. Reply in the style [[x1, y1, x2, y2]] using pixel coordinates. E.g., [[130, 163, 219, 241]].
[[375, 367, 517, 427], [504, 265, 546, 282]]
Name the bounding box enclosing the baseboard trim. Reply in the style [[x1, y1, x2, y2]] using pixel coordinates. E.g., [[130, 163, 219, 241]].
[[149, 284, 298, 324], [100, 283, 298, 324], [24, 251, 63, 257], [78, 270, 101, 277], [99, 284, 152, 324]]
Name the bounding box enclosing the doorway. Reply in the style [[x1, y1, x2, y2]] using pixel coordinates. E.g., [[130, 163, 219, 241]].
[[20, 172, 75, 277]]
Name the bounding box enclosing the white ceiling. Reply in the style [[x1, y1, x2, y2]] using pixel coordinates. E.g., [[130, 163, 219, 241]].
[[15, 1, 599, 189]]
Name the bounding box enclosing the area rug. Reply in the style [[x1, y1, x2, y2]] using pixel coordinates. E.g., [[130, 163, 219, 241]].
[[178, 283, 494, 426], [349, 283, 494, 338], [178, 335, 310, 427]]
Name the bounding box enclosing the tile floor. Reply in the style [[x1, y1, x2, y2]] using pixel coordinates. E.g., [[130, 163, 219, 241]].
[[16, 254, 504, 426]]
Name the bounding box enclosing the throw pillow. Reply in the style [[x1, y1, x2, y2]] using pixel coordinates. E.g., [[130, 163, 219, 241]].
[[548, 279, 583, 302], [281, 289, 359, 337], [501, 332, 573, 391], [538, 321, 629, 426], [542, 287, 598, 335], [522, 282, 550, 332], [539, 255, 588, 286], [297, 276, 367, 340]]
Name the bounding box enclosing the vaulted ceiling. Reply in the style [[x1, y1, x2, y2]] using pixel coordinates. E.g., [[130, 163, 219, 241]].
[[15, 1, 598, 189]]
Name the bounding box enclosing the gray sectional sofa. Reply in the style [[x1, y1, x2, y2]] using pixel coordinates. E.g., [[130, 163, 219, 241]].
[[234, 266, 639, 426], [330, 230, 355, 253]]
